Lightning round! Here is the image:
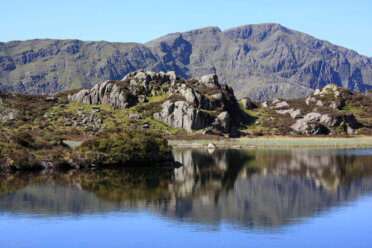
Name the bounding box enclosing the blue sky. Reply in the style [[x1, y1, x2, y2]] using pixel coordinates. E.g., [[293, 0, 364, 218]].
[[1, 0, 371, 56]]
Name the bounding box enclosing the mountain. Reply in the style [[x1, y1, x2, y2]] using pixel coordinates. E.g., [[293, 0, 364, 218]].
[[0, 39, 157, 94], [1, 23, 372, 100]]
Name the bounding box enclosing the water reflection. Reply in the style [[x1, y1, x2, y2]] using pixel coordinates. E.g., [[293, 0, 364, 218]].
[[1, 148, 372, 229]]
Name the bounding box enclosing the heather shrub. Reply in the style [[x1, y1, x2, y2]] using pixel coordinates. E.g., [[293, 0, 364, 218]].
[[72, 129, 173, 166]]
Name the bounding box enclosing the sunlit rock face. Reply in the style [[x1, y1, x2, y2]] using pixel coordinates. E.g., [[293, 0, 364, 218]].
[[1, 149, 372, 229]]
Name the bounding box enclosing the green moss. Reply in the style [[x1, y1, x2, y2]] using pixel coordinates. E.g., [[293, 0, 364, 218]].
[[146, 118, 183, 134], [146, 94, 168, 103]]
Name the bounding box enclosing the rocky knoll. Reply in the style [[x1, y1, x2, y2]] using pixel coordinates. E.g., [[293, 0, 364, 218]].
[[1, 24, 371, 100], [68, 70, 246, 136], [258, 84, 367, 135]]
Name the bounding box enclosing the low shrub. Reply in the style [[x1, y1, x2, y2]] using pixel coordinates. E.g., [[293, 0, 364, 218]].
[[72, 129, 173, 167], [11, 132, 35, 148]]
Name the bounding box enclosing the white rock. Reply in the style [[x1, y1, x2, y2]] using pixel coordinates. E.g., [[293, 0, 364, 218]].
[[320, 114, 333, 126], [320, 84, 338, 96], [316, 100, 324, 107], [275, 101, 289, 108], [200, 74, 219, 87], [207, 143, 217, 149], [303, 112, 322, 122], [276, 109, 301, 119], [290, 109, 301, 119], [347, 126, 354, 135], [166, 71, 177, 81], [272, 99, 280, 104], [306, 96, 317, 105]]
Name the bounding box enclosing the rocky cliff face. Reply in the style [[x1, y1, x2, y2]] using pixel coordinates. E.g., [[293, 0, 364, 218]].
[[1, 24, 371, 100], [68, 70, 246, 136]]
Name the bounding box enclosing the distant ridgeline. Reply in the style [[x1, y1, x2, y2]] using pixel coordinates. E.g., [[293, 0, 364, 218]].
[[1, 23, 372, 101]]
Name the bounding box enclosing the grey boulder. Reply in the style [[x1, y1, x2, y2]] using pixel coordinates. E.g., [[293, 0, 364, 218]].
[[154, 100, 210, 132], [241, 98, 256, 110], [68, 80, 138, 109]]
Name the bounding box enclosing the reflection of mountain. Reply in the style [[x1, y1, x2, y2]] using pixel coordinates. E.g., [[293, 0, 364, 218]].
[[0, 149, 372, 229], [0, 169, 174, 214]]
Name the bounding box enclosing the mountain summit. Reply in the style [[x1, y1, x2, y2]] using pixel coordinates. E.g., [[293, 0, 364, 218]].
[[1, 23, 371, 100]]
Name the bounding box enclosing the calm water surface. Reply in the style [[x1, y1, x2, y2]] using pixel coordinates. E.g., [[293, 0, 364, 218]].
[[1, 148, 372, 248]]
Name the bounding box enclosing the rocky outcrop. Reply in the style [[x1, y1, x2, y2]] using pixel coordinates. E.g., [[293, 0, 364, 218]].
[[313, 84, 340, 97], [153, 73, 245, 136], [278, 84, 364, 135], [291, 112, 328, 134], [282, 109, 361, 135], [290, 111, 361, 135], [68, 81, 138, 109], [365, 89, 372, 97], [153, 100, 211, 132], [241, 98, 256, 109], [276, 108, 301, 119], [69, 71, 246, 136], [68, 70, 178, 109]]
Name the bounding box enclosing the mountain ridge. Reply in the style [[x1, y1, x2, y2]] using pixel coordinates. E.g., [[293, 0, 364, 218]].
[[1, 23, 371, 100]]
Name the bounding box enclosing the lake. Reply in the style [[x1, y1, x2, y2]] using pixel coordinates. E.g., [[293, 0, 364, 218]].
[[1, 148, 372, 248]]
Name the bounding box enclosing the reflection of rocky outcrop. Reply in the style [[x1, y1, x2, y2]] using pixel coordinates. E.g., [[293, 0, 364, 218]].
[[1, 149, 372, 229], [171, 149, 252, 197], [166, 174, 372, 228], [252, 149, 372, 190]]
